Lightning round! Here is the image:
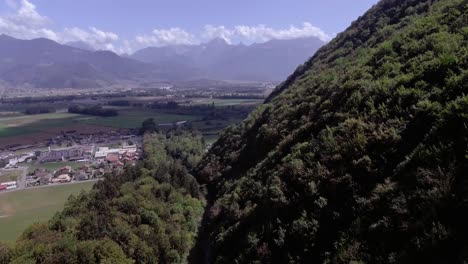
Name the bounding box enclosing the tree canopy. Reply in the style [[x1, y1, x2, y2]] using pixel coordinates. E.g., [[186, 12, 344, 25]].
[[3, 131, 205, 264], [196, 0, 468, 263]]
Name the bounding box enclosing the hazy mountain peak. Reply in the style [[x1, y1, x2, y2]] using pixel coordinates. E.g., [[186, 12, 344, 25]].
[[0, 34, 326, 86], [131, 36, 325, 81], [66, 41, 96, 51], [0, 34, 18, 41], [0, 36, 156, 88], [205, 37, 230, 47]]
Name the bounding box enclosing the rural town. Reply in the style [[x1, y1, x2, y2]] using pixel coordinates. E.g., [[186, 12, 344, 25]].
[[0, 130, 141, 192]]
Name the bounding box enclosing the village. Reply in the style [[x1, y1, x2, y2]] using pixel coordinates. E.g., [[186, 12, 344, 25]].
[[0, 130, 142, 193]]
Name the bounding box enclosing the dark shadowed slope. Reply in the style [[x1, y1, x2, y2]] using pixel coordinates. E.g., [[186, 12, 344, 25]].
[[196, 0, 468, 263]]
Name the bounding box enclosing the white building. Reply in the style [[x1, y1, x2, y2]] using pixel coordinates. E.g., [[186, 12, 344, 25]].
[[7, 153, 34, 167], [94, 146, 137, 159]]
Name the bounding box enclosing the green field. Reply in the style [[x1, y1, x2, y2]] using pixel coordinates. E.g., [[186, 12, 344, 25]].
[[0, 112, 80, 137], [182, 98, 264, 106], [0, 181, 95, 241], [0, 170, 21, 183], [0, 110, 203, 138], [27, 161, 85, 173], [0, 100, 257, 148], [80, 110, 202, 129]]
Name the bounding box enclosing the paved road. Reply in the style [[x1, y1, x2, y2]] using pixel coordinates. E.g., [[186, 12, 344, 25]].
[[17, 166, 28, 190]]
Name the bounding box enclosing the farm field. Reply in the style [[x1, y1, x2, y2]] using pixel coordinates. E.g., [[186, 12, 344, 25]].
[[0, 112, 80, 138], [182, 98, 264, 106], [0, 181, 95, 241], [0, 170, 21, 183], [80, 110, 202, 129], [0, 98, 263, 149], [0, 110, 197, 148], [27, 161, 86, 173]]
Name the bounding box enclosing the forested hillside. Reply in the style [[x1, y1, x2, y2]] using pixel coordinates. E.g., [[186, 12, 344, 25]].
[[0, 131, 205, 263], [1, 0, 467, 263], [196, 0, 468, 263]]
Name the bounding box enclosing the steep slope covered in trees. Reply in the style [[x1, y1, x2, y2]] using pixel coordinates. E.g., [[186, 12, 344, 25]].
[[197, 0, 468, 263]]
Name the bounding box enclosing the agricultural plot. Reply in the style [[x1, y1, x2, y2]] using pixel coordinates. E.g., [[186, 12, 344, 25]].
[[79, 110, 202, 129], [27, 161, 85, 173], [0, 99, 260, 149], [0, 112, 80, 138], [0, 170, 21, 183], [0, 112, 117, 148], [0, 181, 95, 241], [182, 98, 264, 106]]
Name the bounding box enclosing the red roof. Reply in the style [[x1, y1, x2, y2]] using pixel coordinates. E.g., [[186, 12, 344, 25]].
[[106, 154, 120, 163]]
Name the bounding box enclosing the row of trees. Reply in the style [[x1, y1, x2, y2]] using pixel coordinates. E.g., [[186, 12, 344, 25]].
[[24, 106, 56, 115], [68, 105, 118, 117]]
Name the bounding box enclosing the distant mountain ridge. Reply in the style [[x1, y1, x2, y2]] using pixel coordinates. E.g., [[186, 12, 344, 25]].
[[65, 41, 96, 51], [131, 37, 325, 81], [0, 34, 157, 88], [0, 34, 325, 88]]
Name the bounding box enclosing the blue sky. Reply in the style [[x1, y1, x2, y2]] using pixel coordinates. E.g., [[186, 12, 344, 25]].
[[0, 0, 379, 53]]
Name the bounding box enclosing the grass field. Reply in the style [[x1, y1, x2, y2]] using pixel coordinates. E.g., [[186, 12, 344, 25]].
[[0, 170, 21, 183], [80, 110, 202, 129], [0, 112, 80, 138], [0, 100, 258, 148], [0, 110, 202, 137], [0, 109, 199, 148], [183, 98, 264, 106], [27, 161, 85, 173], [0, 181, 95, 241]]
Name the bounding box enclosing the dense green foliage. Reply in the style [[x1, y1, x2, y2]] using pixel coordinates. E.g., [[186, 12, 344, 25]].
[[196, 0, 468, 263], [24, 105, 56, 115], [140, 118, 158, 134], [141, 131, 205, 198], [68, 105, 118, 117], [3, 131, 205, 264]]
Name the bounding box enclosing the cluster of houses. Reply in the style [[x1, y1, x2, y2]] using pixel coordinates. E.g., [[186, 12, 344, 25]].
[[26, 145, 140, 187], [0, 138, 141, 191], [27, 165, 97, 187], [40, 147, 93, 163], [0, 152, 37, 169]]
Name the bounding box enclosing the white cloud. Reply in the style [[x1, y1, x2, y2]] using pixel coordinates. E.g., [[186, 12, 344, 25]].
[[136, 27, 197, 47], [202, 25, 233, 44], [1, 0, 332, 54], [0, 0, 53, 39], [62, 26, 119, 51], [0, 0, 120, 52], [201, 23, 332, 44], [235, 23, 331, 42], [132, 22, 330, 51], [15, 0, 48, 27]]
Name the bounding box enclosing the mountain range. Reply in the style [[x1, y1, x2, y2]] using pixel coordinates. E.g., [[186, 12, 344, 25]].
[[0, 34, 325, 88], [130, 37, 325, 82], [0, 34, 155, 88]]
